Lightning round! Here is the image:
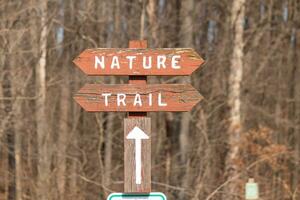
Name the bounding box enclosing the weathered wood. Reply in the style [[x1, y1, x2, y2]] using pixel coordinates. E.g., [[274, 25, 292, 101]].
[[128, 40, 147, 116], [124, 118, 151, 193], [125, 40, 150, 194], [73, 84, 203, 112], [129, 40, 147, 49], [73, 48, 204, 76]]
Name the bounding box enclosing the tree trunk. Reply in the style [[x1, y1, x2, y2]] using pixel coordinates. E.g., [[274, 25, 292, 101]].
[[56, 0, 68, 198], [36, 1, 50, 199], [224, 0, 245, 199], [2, 55, 16, 200], [291, 28, 299, 197], [147, 0, 158, 46], [13, 62, 23, 200], [140, 0, 146, 40], [14, 119, 22, 200], [57, 74, 69, 199], [103, 0, 121, 195], [179, 0, 194, 164], [179, 0, 194, 199]]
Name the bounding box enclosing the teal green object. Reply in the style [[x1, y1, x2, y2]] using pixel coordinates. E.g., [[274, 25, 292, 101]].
[[107, 192, 167, 200], [245, 179, 259, 199]]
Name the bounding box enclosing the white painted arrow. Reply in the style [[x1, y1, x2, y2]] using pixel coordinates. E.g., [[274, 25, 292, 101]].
[[126, 126, 149, 185]]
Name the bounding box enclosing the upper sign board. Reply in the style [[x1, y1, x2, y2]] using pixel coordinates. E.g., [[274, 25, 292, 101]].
[[73, 48, 204, 76], [107, 192, 167, 200]]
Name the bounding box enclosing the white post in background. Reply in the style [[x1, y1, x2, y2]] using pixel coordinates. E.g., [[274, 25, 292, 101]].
[[245, 178, 259, 200]]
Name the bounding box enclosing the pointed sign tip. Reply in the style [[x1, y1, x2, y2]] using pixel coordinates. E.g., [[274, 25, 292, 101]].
[[127, 126, 149, 139], [72, 57, 79, 65]]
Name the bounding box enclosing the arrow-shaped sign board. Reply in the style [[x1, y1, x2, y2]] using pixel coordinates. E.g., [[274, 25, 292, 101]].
[[74, 84, 203, 112], [107, 192, 167, 200], [73, 48, 204, 76]]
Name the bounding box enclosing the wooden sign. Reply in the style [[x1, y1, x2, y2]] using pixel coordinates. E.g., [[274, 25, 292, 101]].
[[72, 40, 205, 198], [74, 84, 203, 112], [73, 48, 204, 76]]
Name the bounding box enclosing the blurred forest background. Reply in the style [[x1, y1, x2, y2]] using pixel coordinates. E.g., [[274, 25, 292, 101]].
[[0, 0, 300, 200]]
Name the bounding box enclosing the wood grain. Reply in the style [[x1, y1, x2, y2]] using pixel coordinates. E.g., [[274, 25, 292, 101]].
[[73, 84, 203, 112], [73, 48, 204, 76], [125, 40, 149, 193], [124, 118, 151, 193], [128, 40, 147, 116]]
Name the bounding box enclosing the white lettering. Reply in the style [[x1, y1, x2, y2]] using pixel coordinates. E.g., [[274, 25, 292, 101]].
[[171, 55, 181, 69], [126, 56, 136, 69], [102, 93, 112, 106], [158, 93, 167, 106], [157, 55, 166, 69], [148, 93, 152, 106], [95, 56, 105, 69], [117, 93, 126, 106], [95, 55, 182, 71], [143, 56, 152, 69], [111, 56, 120, 69], [133, 94, 142, 106], [100, 93, 169, 107]]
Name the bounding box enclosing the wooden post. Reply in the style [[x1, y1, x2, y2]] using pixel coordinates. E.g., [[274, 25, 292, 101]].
[[124, 40, 151, 193], [128, 40, 147, 117], [124, 118, 151, 192]]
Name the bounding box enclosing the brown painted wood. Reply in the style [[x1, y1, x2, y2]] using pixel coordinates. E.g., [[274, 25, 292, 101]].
[[73, 48, 204, 76], [124, 118, 151, 193], [128, 40, 147, 117], [73, 84, 203, 112], [129, 40, 147, 49]]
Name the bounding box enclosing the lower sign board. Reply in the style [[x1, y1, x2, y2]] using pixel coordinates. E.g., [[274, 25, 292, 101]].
[[107, 193, 167, 200], [74, 84, 202, 112]]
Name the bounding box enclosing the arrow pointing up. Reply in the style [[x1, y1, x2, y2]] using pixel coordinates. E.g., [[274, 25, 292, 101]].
[[126, 126, 149, 184], [127, 127, 149, 139]]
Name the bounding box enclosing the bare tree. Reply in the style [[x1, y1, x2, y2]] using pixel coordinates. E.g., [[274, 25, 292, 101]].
[[224, 0, 246, 199], [179, 0, 195, 199], [57, 63, 69, 199], [35, 1, 51, 199], [2, 44, 16, 200]]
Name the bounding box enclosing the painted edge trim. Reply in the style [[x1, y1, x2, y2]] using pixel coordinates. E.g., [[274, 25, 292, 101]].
[[107, 192, 167, 200]]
